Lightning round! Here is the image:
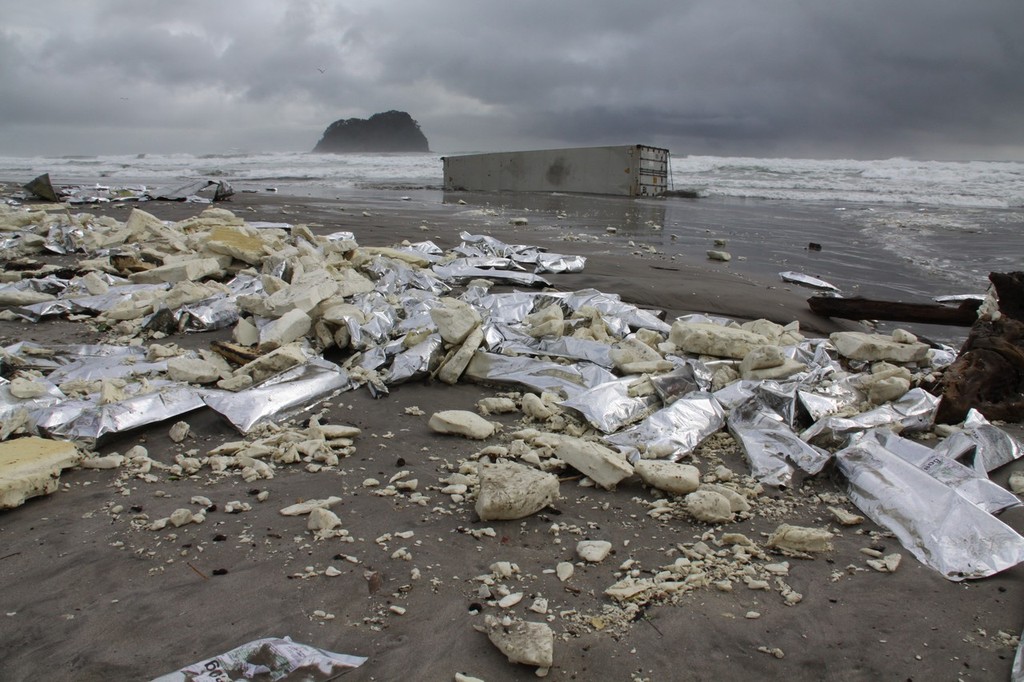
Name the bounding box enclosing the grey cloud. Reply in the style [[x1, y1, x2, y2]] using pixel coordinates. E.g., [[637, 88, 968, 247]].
[[0, 0, 1021, 159]]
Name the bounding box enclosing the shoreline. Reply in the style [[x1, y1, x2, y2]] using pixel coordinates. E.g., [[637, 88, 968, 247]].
[[1, 192, 1021, 680]]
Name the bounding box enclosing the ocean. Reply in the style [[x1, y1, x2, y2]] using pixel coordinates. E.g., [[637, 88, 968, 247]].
[[1, 151, 1021, 338]]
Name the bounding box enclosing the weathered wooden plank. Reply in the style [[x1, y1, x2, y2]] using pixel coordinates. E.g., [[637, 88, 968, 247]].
[[808, 296, 980, 326]]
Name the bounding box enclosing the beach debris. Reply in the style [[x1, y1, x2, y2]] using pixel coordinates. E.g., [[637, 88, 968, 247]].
[[836, 436, 1024, 580], [766, 524, 834, 554], [669, 321, 768, 359], [0, 437, 81, 508], [633, 460, 700, 495], [150, 636, 365, 681], [780, 271, 840, 293], [23, 174, 60, 202], [830, 331, 930, 363], [937, 271, 1024, 423], [168, 421, 190, 443], [454, 673, 486, 682], [867, 553, 902, 573], [428, 410, 495, 440], [576, 540, 613, 562], [684, 490, 734, 524], [809, 295, 981, 327], [738, 345, 806, 381], [828, 506, 864, 526], [529, 432, 633, 489], [477, 615, 554, 674], [706, 250, 731, 262], [475, 461, 559, 521], [2, 198, 1022, 599], [280, 497, 343, 516]]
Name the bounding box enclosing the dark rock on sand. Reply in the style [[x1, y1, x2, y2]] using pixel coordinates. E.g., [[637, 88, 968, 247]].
[[313, 110, 430, 153]]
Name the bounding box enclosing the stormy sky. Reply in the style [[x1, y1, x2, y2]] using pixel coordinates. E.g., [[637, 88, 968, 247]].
[[1, 0, 1021, 160]]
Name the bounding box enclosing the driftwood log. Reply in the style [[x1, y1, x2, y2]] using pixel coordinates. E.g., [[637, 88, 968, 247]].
[[935, 272, 1024, 424], [808, 296, 981, 326]]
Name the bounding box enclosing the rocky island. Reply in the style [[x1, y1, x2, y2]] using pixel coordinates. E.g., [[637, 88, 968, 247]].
[[312, 110, 430, 153]]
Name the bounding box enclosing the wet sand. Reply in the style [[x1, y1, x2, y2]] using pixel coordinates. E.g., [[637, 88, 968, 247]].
[[1, 191, 1022, 681]]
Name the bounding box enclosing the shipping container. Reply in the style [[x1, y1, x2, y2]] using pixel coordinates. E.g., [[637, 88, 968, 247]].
[[442, 145, 670, 197]]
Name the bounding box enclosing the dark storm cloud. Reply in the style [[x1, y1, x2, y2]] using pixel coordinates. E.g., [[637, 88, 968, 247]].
[[0, 0, 1021, 159]]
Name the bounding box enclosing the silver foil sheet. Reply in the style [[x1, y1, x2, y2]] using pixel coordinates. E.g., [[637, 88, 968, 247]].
[[464, 351, 615, 399], [432, 261, 551, 287], [464, 291, 537, 325], [779, 270, 841, 292], [2, 341, 149, 376], [561, 377, 661, 433], [177, 273, 264, 333], [365, 255, 449, 295], [386, 334, 444, 385], [456, 232, 586, 273], [40, 383, 206, 443], [932, 408, 1024, 474], [152, 636, 365, 682], [864, 429, 1020, 514], [557, 289, 671, 334], [0, 378, 66, 439], [23, 282, 172, 321], [797, 373, 864, 423], [836, 437, 1024, 581], [203, 358, 354, 433], [727, 398, 831, 487], [801, 388, 937, 448], [498, 336, 616, 369], [606, 392, 725, 461], [649, 361, 709, 403]]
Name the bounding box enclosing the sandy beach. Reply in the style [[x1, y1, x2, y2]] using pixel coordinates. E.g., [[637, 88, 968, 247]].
[[1, 189, 1022, 681]]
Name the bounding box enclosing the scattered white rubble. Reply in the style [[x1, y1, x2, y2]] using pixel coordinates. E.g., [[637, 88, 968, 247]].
[[429, 410, 496, 440], [830, 331, 930, 363], [475, 461, 559, 521], [684, 490, 734, 524], [576, 540, 613, 563], [767, 524, 834, 554], [634, 460, 700, 495], [530, 433, 633, 490], [478, 615, 554, 674]]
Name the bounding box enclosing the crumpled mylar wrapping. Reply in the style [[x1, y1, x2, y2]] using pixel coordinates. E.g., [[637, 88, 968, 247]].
[[464, 290, 536, 325], [797, 373, 864, 422], [649, 361, 709, 404], [500, 336, 616, 368], [432, 261, 550, 287], [606, 392, 724, 461], [386, 334, 444, 385], [10, 282, 171, 322], [464, 352, 615, 398], [40, 383, 206, 443], [864, 428, 1020, 515], [457, 231, 586, 274], [557, 289, 670, 334], [178, 274, 265, 332], [836, 437, 1024, 581], [801, 388, 937, 448], [560, 377, 661, 434], [151, 636, 366, 682], [727, 398, 831, 487], [203, 358, 353, 434], [3, 342, 154, 380], [932, 408, 1024, 474], [0, 378, 66, 439]]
